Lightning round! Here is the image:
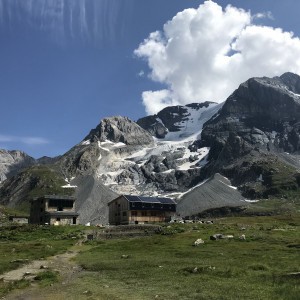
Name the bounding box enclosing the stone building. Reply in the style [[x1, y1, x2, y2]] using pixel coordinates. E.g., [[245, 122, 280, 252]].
[[30, 195, 79, 225], [108, 195, 176, 225]]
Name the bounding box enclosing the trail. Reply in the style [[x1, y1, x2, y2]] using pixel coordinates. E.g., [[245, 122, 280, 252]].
[[1, 248, 84, 300]]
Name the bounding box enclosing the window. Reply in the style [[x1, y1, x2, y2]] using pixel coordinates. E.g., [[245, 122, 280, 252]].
[[56, 218, 60, 221], [151, 211, 156, 216], [122, 211, 127, 217], [142, 211, 147, 216], [131, 211, 137, 216]]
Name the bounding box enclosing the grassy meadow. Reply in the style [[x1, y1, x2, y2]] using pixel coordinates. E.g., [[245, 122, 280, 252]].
[[72, 214, 300, 300], [0, 213, 299, 299]]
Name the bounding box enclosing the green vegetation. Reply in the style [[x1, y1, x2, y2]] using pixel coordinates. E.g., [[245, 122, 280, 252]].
[[74, 214, 300, 300], [34, 270, 59, 286], [0, 225, 83, 275], [26, 165, 74, 199], [0, 213, 299, 299], [0, 279, 30, 297], [242, 158, 300, 199], [0, 165, 75, 213]]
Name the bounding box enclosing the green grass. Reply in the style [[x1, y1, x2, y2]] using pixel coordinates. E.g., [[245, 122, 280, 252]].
[[0, 225, 84, 275], [0, 214, 299, 299], [26, 165, 75, 199], [73, 214, 300, 300], [34, 270, 59, 286], [0, 224, 85, 297]]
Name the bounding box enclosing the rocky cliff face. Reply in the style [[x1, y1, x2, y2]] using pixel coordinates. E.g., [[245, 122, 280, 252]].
[[195, 73, 300, 198], [85, 116, 154, 146], [0, 150, 35, 183], [137, 102, 215, 138]]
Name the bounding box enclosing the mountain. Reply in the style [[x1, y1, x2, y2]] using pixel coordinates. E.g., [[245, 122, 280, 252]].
[[0, 165, 74, 211], [0, 150, 35, 183], [195, 72, 300, 199], [1, 72, 300, 222]]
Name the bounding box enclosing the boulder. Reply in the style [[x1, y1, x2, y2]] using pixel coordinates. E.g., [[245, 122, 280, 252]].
[[194, 239, 205, 246]]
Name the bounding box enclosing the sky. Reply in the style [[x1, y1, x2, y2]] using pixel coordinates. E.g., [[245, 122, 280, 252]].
[[0, 0, 300, 158]]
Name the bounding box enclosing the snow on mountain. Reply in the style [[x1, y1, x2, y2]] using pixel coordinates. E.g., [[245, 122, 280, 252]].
[[95, 102, 222, 197]]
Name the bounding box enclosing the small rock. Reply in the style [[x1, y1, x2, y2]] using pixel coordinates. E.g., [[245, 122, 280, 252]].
[[239, 234, 246, 240], [121, 254, 129, 259], [222, 235, 234, 239], [192, 267, 198, 273], [40, 265, 48, 269], [194, 238, 205, 246], [82, 290, 93, 296], [210, 234, 223, 240]]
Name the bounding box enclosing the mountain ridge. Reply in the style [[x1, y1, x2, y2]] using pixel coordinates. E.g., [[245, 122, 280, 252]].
[[1, 72, 300, 222]]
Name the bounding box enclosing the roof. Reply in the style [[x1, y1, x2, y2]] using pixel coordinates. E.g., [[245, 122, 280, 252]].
[[45, 211, 79, 217], [32, 195, 75, 201], [109, 195, 176, 205]]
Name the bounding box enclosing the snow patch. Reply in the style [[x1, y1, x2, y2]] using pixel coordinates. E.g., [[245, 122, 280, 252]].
[[62, 184, 77, 188]]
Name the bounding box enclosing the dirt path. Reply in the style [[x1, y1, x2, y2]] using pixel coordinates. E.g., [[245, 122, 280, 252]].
[[1, 248, 84, 300]]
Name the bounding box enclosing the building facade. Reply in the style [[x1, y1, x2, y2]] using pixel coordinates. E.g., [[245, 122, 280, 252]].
[[108, 195, 176, 225], [30, 195, 79, 225]]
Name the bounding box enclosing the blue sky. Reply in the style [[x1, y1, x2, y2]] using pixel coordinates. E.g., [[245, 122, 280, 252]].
[[0, 0, 300, 158]]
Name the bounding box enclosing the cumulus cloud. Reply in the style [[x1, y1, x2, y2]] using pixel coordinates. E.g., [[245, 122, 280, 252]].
[[135, 0, 300, 115]]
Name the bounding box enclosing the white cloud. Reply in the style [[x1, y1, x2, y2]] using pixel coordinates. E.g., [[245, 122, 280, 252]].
[[135, 0, 300, 115], [0, 0, 131, 44], [142, 90, 178, 115], [253, 11, 274, 20], [0, 134, 49, 145], [20, 137, 50, 145]]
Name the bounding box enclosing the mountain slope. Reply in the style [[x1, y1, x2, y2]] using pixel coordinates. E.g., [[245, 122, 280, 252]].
[[196, 72, 300, 199], [0, 150, 35, 183], [177, 173, 246, 217], [0, 165, 74, 211]]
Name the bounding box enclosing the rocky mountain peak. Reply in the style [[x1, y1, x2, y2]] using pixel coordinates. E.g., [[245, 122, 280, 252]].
[[280, 72, 300, 94], [137, 101, 216, 138], [84, 116, 154, 146], [0, 149, 35, 183]]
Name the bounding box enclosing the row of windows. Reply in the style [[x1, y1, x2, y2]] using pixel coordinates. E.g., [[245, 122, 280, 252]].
[[114, 211, 162, 217]]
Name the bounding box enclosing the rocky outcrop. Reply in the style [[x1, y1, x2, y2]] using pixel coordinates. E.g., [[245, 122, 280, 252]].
[[137, 102, 215, 138], [84, 116, 154, 146], [0, 150, 35, 183]]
